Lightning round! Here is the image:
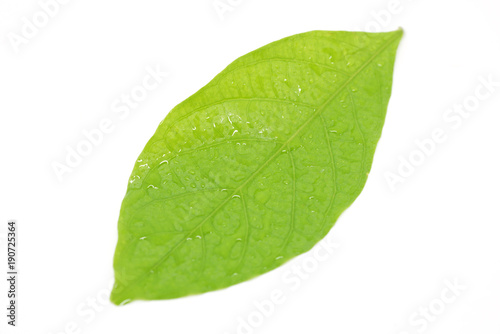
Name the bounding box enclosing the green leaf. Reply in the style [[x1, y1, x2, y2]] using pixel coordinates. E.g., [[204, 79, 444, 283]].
[[111, 29, 402, 305]]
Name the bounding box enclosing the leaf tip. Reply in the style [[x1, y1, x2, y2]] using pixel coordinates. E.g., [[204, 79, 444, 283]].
[[110, 281, 134, 306], [394, 27, 404, 38]]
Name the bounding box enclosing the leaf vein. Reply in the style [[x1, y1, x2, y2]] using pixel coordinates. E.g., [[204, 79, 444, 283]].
[[116, 32, 401, 297]]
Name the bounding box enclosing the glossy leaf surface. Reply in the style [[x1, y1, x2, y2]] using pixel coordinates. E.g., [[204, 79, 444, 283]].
[[111, 29, 402, 305]]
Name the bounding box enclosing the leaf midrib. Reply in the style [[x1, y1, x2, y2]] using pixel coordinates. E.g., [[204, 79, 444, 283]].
[[115, 32, 401, 300]]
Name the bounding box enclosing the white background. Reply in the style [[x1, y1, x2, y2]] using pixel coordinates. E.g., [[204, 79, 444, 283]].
[[1, 0, 499, 333]]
